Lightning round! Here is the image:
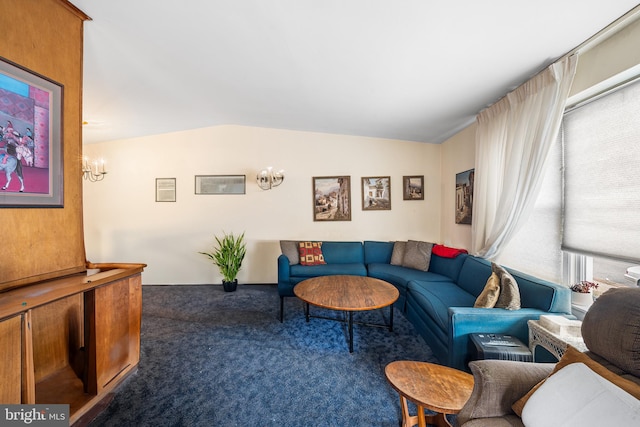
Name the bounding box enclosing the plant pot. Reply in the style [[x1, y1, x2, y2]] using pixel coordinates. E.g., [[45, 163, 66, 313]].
[[222, 279, 238, 292], [571, 290, 593, 307]]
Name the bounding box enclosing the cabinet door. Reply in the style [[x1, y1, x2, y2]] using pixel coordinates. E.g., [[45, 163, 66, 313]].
[[89, 275, 142, 392], [0, 315, 22, 403]]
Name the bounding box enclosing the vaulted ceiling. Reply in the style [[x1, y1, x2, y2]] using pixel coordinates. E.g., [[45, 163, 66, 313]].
[[71, 0, 639, 144]]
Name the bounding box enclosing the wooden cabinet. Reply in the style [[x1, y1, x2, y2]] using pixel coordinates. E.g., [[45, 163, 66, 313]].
[[0, 263, 145, 425], [0, 315, 22, 403], [86, 275, 142, 393]]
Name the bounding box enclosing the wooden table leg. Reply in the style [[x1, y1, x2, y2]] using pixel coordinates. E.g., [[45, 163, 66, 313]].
[[423, 411, 452, 427], [399, 397, 452, 427], [399, 396, 417, 427]]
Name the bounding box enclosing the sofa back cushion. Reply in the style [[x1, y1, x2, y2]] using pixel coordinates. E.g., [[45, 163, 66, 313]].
[[508, 267, 570, 313], [363, 240, 394, 264], [456, 256, 492, 296], [428, 252, 468, 282], [456, 256, 571, 313], [320, 241, 364, 264]]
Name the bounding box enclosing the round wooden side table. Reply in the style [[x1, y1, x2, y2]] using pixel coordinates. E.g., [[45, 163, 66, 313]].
[[385, 361, 474, 427]]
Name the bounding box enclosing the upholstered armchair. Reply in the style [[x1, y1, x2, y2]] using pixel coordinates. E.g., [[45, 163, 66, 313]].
[[457, 287, 640, 426]]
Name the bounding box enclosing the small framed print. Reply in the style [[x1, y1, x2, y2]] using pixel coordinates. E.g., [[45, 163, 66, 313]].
[[155, 178, 176, 202], [361, 176, 391, 210], [195, 175, 246, 195], [402, 176, 424, 200], [312, 176, 351, 221]]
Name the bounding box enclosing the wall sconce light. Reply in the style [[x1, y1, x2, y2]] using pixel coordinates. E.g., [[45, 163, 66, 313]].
[[256, 167, 284, 190], [82, 156, 108, 182]]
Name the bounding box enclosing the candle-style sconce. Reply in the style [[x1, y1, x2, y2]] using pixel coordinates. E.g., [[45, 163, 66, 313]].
[[82, 156, 107, 182], [256, 167, 284, 190]]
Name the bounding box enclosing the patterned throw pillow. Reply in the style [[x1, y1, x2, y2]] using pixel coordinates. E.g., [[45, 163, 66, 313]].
[[298, 241, 326, 266]]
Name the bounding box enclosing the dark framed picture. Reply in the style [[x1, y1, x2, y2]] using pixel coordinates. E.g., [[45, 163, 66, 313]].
[[455, 169, 474, 224], [156, 178, 176, 202], [313, 176, 351, 221], [362, 176, 391, 210], [0, 56, 63, 207], [402, 176, 424, 200], [195, 175, 246, 195]]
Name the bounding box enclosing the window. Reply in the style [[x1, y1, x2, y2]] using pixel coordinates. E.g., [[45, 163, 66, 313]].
[[499, 77, 640, 290], [562, 78, 640, 266]]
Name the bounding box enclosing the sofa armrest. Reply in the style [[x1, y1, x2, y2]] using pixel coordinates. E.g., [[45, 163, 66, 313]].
[[447, 307, 550, 370], [457, 360, 554, 425], [277, 254, 291, 284]]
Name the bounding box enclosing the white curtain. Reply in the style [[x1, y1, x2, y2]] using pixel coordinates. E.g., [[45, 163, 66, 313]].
[[471, 55, 578, 259]]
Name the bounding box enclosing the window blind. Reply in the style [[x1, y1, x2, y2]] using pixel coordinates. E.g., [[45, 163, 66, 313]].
[[562, 78, 640, 263]]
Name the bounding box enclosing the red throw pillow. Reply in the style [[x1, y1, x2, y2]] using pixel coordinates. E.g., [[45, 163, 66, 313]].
[[432, 244, 468, 258], [299, 241, 326, 266]]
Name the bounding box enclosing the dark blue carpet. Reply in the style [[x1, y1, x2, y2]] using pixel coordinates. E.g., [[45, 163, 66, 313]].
[[88, 284, 438, 427]]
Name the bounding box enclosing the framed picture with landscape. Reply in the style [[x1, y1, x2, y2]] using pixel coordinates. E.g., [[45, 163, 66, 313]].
[[455, 169, 474, 224], [402, 175, 424, 200], [0, 56, 63, 208], [312, 176, 351, 221], [361, 176, 391, 210]]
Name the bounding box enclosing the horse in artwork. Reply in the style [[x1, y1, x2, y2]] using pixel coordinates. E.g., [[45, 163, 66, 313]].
[[15, 144, 34, 167], [0, 145, 25, 192]]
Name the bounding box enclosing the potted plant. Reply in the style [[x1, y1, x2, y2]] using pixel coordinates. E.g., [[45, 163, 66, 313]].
[[569, 280, 598, 307], [199, 232, 246, 292]]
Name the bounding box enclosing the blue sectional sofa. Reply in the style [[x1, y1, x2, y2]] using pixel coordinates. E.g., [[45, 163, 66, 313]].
[[277, 240, 572, 371]]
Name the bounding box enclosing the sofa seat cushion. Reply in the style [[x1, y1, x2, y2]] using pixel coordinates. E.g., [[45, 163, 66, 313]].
[[367, 263, 451, 291], [407, 280, 477, 331], [290, 263, 367, 278]]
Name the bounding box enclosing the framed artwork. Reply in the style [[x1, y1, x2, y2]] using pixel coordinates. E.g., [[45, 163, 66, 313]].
[[155, 178, 176, 202], [312, 176, 351, 221], [195, 175, 245, 195], [455, 168, 474, 224], [0, 56, 63, 207], [361, 176, 391, 210], [402, 176, 424, 200]]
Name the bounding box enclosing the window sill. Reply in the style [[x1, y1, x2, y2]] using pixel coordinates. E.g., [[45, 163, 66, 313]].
[[571, 303, 589, 320]]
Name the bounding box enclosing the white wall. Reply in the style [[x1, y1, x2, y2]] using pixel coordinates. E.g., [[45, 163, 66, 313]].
[[439, 124, 476, 250], [83, 14, 640, 285], [83, 125, 442, 284]]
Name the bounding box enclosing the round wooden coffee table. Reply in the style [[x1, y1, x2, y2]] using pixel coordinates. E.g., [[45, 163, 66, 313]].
[[385, 361, 474, 427], [294, 275, 399, 352]]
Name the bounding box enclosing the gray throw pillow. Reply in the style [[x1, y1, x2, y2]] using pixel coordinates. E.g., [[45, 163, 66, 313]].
[[279, 240, 299, 265], [491, 262, 521, 310], [390, 241, 406, 266], [402, 240, 434, 271]]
